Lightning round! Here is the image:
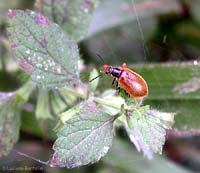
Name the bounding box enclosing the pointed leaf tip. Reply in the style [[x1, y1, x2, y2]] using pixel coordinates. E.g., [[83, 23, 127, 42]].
[[125, 107, 174, 159], [51, 101, 115, 168]]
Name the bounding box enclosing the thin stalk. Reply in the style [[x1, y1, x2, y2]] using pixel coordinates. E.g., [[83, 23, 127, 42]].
[[94, 97, 138, 112], [60, 86, 87, 99]]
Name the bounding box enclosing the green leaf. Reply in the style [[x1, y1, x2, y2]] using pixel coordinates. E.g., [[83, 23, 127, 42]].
[[0, 92, 21, 157], [137, 63, 200, 100], [7, 9, 80, 88], [125, 107, 174, 159], [35, 0, 100, 41], [134, 62, 200, 130], [50, 100, 116, 168], [147, 100, 200, 130]]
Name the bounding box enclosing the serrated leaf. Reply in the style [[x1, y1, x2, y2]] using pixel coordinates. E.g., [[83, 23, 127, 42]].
[[7, 9, 80, 88], [35, 0, 99, 41], [51, 100, 116, 168], [0, 92, 21, 157], [125, 108, 174, 159]]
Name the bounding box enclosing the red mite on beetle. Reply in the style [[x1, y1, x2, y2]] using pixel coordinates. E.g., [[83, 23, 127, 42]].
[[90, 62, 148, 99]]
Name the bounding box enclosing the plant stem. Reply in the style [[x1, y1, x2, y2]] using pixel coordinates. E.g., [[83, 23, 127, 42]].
[[0, 37, 6, 72], [60, 86, 87, 99], [93, 97, 121, 109], [94, 97, 138, 112]]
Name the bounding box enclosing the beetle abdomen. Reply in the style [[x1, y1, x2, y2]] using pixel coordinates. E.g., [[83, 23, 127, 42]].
[[118, 68, 148, 98]]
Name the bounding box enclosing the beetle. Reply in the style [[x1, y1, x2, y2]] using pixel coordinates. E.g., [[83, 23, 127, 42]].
[[90, 62, 148, 99]]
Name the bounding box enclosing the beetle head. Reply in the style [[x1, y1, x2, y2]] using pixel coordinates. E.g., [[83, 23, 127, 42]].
[[101, 64, 113, 75]]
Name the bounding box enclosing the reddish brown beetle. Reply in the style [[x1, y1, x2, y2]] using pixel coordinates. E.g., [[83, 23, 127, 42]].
[[90, 62, 148, 99]]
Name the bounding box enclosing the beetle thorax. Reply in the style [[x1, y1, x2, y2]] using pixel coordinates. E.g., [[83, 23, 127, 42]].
[[102, 65, 122, 78], [111, 67, 122, 77]]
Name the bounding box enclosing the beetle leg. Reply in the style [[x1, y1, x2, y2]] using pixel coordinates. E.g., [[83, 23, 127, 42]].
[[112, 78, 121, 94], [117, 86, 121, 94], [115, 81, 121, 93], [115, 80, 118, 89], [112, 78, 116, 85], [124, 90, 130, 97]]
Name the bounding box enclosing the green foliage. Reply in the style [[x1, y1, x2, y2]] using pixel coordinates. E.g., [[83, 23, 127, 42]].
[[0, 81, 35, 157], [35, 0, 100, 41], [102, 138, 193, 173], [2, 0, 199, 170], [5, 7, 176, 164], [99, 63, 200, 131], [7, 10, 80, 88], [126, 107, 174, 159], [132, 63, 200, 130], [51, 100, 116, 168], [0, 92, 19, 157]]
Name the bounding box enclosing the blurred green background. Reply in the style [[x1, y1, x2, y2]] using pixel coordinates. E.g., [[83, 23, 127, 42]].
[[0, 0, 200, 172]]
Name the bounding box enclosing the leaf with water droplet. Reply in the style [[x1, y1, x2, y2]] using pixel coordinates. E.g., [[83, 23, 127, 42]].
[[7, 10, 80, 88], [35, 0, 100, 41], [0, 92, 21, 157], [50, 100, 116, 168], [125, 107, 175, 159]]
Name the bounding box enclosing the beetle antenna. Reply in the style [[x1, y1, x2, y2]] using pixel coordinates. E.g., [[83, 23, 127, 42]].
[[89, 74, 104, 83], [96, 54, 105, 64]]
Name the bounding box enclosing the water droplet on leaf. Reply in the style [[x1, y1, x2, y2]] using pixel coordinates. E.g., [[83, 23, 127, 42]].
[[26, 49, 30, 54]]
